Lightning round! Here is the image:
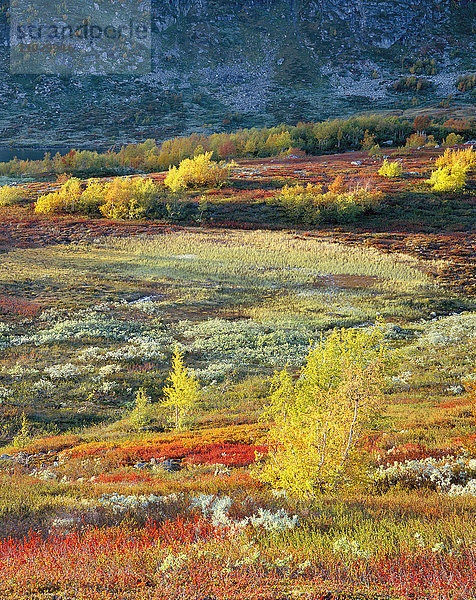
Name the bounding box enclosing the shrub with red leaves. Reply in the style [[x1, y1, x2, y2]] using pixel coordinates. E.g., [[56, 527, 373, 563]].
[[0, 295, 42, 317], [185, 443, 268, 467], [380, 443, 458, 465]]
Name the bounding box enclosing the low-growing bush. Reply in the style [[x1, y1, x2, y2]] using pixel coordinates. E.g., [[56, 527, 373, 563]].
[[99, 177, 161, 219], [367, 144, 382, 157], [404, 133, 438, 149], [164, 152, 235, 192], [35, 176, 163, 218], [59, 423, 267, 468], [426, 163, 469, 192], [435, 146, 476, 169], [77, 180, 107, 215], [129, 387, 154, 432], [35, 177, 82, 214], [443, 132, 464, 147], [378, 159, 402, 178], [269, 181, 380, 224], [374, 454, 476, 496], [0, 185, 24, 206], [404, 133, 427, 149]]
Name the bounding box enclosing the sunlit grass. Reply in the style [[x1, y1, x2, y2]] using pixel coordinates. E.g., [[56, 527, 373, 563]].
[[0, 230, 438, 286], [0, 230, 445, 328]]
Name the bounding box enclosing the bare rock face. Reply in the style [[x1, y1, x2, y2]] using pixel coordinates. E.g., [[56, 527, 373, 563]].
[[0, 0, 474, 148], [297, 1, 444, 48]]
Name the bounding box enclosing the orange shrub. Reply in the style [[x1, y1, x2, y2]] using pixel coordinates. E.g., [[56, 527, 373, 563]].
[[12, 434, 81, 455], [60, 423, 268, 468]]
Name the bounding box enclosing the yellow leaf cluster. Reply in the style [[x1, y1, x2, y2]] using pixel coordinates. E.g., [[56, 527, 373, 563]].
[[435, 146, 475, 169], [378, 159, 402, 178], [164, 152, 234, 192], [0, 185, 24, 206], [35, 177, 82, 214], [161, 347, 200, 431], [254, 324, 390, 497]]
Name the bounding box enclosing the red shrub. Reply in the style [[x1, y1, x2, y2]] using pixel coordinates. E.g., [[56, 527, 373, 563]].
[[95, 471, 156, 484], [1, 525, 476, 600], [381, 443, 458, 465], [185, 443, 268, 467], [0, 295, 42, 317]]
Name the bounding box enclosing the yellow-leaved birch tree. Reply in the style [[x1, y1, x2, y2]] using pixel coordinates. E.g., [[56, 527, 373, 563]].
[[254, 323, 390, 497], [161, 346, 200, 431]]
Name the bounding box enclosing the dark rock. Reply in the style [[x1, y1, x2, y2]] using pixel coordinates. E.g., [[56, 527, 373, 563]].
[[160, 458, 183, 472]]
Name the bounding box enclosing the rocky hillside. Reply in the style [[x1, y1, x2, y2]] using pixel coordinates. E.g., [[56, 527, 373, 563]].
[[0, 0, 474, 148]]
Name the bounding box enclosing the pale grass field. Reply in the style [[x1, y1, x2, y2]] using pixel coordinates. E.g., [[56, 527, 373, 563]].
[[0, 229, 446, 326]]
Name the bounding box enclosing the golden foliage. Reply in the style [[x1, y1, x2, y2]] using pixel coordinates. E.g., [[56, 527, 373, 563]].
[[435, 146, 476, 169], [161, 346, 201, 431], [0, 185, 24, 206], [164, 152, 234, 192], [426, 147, 475, 192], [129, 387, 153, 432], [99, 177, 160, 219], [35, 178, 82, 214], [254, 324, 390, 497], [272, 181, 380, 224], [378, 159, 403, 178]]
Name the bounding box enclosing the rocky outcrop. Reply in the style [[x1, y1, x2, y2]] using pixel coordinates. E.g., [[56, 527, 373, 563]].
[[0, 0, 474, 148]]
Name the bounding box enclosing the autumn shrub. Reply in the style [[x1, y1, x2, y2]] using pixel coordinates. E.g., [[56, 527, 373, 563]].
[[406, 57, 437, 76], [270, 182, 380, 224], [0, 295, 42, 317], [0, 185, 24, 206], [8, 434, 81, 455], [393, 76, 432, 92], [129, 387, 154, 432], [442, 118, 472, 132], [164, 152, 234, 192], [443, 132, 464, 146], [426, 163, 469, 192], [404, 133, 437, 149], [435, 146, 476, 169], [61, 440, 266, 469], [360, 130, 376, 151], [1, 518, 476, 600], [76, 180, 107, 215], [328, 175, 346, 193], [378, 159, 403, 178], [35, 191, 66, 214], [60, 423, 266, 464], [367, 144, 382, 156], [94, 470, 157, 484], [456, 73, 475, 92], [404, 133, 427, 149], [35, 176, 163, 218], [99, 177, 161, 219], [35, 177, 82, 214], [161, 347, 201, 431], [12, 413, 31, 448], [254, 323, 391, 497], [185, 443, 268, 467]]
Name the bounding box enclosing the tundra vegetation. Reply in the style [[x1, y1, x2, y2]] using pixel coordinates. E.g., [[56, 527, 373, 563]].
[[378, 159, 403, 178], [0, 113, 474, 180], [0, 116, 475, 599]]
